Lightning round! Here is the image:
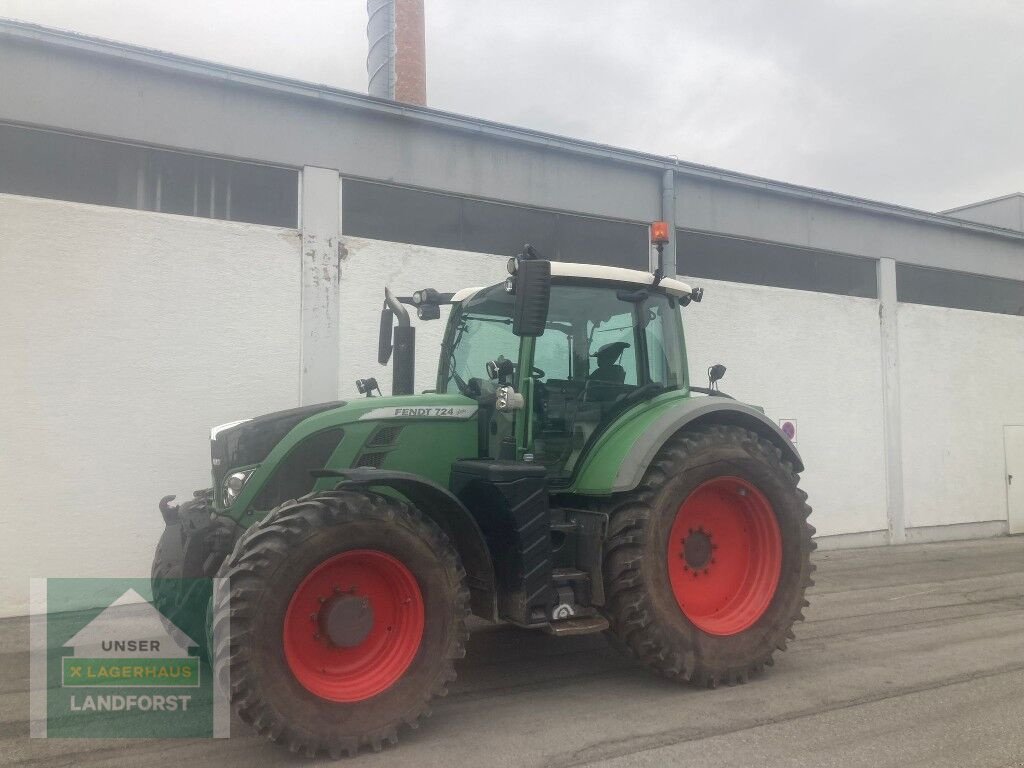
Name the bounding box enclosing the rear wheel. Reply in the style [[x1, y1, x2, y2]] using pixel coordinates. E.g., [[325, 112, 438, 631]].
[[212, 489, 469, 757], [603, 424, 815, 687]]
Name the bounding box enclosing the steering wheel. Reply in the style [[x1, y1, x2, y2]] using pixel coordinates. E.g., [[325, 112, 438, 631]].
[[483, 360, 545, 383]]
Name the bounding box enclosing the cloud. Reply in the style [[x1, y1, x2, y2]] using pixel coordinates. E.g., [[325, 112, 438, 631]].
[[1, 0, 1021, 210]]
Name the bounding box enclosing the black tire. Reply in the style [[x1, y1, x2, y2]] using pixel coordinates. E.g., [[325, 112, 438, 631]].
[[603, 424, 815, 687], [211, 488, 470, 758], [151, 489, 217, 656]]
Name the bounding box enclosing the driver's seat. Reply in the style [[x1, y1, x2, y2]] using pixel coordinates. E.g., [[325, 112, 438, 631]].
[[589, 363, 626, 384]]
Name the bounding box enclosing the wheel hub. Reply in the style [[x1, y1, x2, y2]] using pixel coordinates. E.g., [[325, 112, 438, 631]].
[[682, 528, 714, 571], [320, 593, 374, 648]]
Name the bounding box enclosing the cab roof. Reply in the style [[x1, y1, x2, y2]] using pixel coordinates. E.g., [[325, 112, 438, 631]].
[[451, 263, 693, 303]]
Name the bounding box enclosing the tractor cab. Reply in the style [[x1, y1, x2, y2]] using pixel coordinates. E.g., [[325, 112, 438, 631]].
[[436, 261, 695, 480]]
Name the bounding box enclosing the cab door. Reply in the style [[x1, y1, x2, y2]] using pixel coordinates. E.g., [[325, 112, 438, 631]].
[[527, 285, 644, 477], [526, 284, 687, 480]]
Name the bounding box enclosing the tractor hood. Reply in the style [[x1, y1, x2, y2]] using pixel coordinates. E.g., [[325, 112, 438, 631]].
[[210, 401, 347, 490], [210, 394, 479, 520]]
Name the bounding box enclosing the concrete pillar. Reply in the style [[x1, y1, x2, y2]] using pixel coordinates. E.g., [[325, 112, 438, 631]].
[[878, 258, 906, 543], [299, 167, 341, 405]]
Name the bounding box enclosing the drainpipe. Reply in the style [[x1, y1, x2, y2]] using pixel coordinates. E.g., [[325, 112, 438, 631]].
[[661, 169, 677, 276]]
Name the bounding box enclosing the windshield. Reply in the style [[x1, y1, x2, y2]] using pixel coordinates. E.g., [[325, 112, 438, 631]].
[[439, 284, 519, 396], [439, 281, 686, 402]]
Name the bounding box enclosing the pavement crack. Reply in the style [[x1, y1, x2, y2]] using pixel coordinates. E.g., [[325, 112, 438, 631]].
[[545, 661, 1024, 768], [801, 594, 1023, 626]]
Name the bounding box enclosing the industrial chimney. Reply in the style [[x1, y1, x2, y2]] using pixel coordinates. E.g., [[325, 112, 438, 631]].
[[367, 0, 427, 105]]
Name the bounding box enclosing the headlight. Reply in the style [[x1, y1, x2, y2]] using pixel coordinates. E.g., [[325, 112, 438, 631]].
[[222, 468, 255, 507]]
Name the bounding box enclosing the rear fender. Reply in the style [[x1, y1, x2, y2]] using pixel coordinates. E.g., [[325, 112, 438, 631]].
[[320, 468, 498, 622], [573, 396, 803, 495]]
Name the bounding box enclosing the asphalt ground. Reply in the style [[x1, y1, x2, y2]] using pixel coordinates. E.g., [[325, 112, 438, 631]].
[[3, 536, 1024, 768]]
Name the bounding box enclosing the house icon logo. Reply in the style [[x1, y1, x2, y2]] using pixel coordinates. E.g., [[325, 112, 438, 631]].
[[31, 577, 228, 739], [61, 588, 200, 692]]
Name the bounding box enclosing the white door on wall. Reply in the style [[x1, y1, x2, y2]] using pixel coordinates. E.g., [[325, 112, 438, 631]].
[[1007, 426, 1024, 535]]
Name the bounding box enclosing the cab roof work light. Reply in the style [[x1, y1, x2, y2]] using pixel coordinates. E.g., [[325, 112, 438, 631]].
[[650, 220, 670, 245]]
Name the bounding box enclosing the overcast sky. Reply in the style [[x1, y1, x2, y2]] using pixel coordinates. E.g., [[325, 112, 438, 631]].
[[2, 0, 1022, 211]]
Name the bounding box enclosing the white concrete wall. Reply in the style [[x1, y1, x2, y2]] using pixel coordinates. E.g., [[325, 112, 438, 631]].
[[682, 278, 889, 538], [5, 210, 1017, 617], [338, 237, 507, 396], [898, 303, 1024, 528], [0, 194, 302, 617]]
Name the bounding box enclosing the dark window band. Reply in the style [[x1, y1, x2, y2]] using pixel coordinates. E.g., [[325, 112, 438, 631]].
[[341, 178, 647, 268], [0, 123, 298, 228], [676, 228, 878, 298], [896, 263, 1024, 315]]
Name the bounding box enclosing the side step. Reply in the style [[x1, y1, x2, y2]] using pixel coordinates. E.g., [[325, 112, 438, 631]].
[[544, 615, 609, 637]]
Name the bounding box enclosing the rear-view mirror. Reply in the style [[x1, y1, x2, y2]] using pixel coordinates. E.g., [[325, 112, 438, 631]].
[[511, 258, 551, 337], [378, 306, 394, 365]]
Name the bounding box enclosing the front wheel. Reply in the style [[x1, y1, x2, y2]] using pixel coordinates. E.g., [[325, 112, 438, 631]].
[[603, 424, 815, 687], [211, 489, 469, 757], [150, 489, 222, 657]]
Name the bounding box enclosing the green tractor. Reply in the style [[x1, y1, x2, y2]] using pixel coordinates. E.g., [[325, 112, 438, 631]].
[[152, 230, 814, 757]]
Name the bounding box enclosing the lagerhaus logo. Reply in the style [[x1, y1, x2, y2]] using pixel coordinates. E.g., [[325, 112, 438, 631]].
[[30, 578, 229, 739]]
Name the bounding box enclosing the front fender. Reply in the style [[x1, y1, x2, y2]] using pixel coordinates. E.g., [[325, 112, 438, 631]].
[[571, 393, 803, 495], [320, 468, 497, 622]]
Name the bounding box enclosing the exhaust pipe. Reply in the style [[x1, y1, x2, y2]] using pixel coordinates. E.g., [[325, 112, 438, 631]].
[[384, 287, 416, 396]]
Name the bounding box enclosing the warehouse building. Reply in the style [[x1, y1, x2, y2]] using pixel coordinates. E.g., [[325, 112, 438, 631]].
[[1, 19, 1022, 617]]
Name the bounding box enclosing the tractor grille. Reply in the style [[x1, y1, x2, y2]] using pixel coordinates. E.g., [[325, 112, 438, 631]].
[[368, 425, 404, 447], [354, 451, 387, 469], [354, 425, 403, 469]]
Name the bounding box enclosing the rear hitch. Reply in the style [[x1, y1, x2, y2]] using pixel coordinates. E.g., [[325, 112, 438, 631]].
[[159, 495, 180, 525]]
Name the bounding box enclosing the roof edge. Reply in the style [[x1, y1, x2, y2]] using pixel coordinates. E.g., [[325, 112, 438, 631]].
[[3, 17, 1024, 243], [941, 192, 1024, 214]]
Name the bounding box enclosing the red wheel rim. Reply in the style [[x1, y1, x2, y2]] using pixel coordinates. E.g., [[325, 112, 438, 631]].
[[283, 550, 424, 702], [667, 477, 782, 636]]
